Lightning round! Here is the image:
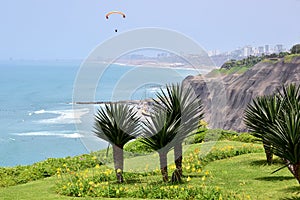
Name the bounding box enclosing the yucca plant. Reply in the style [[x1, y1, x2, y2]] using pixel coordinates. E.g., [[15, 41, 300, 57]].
[[94, 103, 141, 183], [245, 84, 300, 183], [154, 83, 203, 177], [244, 95, 283, 164], [267, 84, 300, 183], [141, 109, 179, 182]]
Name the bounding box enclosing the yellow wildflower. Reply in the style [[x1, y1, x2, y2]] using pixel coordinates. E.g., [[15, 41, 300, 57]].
[[186, 176, 191, 182], [170, 164, 176, 170], [89, 181, 94, 185], [117, 168, 122, 173], [95, 164, 100, 169]]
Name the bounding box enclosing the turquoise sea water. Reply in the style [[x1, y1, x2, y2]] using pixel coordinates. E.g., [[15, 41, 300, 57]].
[[0, 60, 204, 166]]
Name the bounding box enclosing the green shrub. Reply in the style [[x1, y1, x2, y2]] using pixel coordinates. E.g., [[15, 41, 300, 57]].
[[124, 139, 154, 154], [290, 44, 300, 54], [185, 129, 260, 144], [0, 154, 99, 187], [234, 133, 259, 143], [199, 144, 263, 165], [193, 132, 206, 143], [284, 54, 300, 63]]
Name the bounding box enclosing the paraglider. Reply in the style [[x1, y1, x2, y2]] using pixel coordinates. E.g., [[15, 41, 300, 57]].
[[105, 11, 126, 32], [105, 11, 126, 19]]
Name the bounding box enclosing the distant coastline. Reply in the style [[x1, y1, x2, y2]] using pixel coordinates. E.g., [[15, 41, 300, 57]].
[[86, 60, 216, 73], [74, 99, 154, 118]]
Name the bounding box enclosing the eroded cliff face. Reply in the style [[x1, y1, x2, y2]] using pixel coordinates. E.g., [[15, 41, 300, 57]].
[[183, 56, 300, 132]]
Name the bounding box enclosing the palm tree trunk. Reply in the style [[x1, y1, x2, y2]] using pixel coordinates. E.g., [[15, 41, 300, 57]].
[[263, 140, 273, 165], [174, 142, 183, 176], [112, 144, 124, 183], [286, 160, 300, 184], [158, 151, 168, 182]]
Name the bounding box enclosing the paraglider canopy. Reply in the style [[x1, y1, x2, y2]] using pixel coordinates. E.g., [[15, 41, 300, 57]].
[[105, 11, 126, 19]]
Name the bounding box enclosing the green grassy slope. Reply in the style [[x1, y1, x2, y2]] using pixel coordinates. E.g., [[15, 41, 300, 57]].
[[206, 153, 300, 200], [0, 141, 299, 199]]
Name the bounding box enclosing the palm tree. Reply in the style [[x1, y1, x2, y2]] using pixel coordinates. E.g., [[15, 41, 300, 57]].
[[94, 103, 140, 183], [141, 109, 179, 182], [154, 84, 203, 176], [244, 84, 300, 183], [244, 95, 283, 164], [267, 84, 300, 183]]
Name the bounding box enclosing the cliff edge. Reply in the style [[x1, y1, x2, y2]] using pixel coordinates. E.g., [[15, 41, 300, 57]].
[[183, 55, 300, 131]]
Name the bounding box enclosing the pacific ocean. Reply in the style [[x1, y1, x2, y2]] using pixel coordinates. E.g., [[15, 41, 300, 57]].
[[0, 60, 205, 166]]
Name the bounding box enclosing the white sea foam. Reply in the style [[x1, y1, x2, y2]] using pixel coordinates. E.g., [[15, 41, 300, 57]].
[[34, 109, 46, 114], [32, 108, 90, 124], [15, 131, 83, 138]]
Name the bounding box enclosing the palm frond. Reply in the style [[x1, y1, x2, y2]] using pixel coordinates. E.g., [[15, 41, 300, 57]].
[[94, 103, 141, 147], [141, 109, 180, 153], [153, 83, 204, 142], [244, 84, 300, 166]]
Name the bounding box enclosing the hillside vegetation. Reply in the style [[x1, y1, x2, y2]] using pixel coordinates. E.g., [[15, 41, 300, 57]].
[[0, 130, 299, 199], [208, 49, 299, 76], [0, 141, 299, 199]]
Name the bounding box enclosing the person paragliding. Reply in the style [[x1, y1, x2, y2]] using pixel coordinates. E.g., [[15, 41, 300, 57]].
[[105, 11, 126, 19], [105, 11, 126, 32]]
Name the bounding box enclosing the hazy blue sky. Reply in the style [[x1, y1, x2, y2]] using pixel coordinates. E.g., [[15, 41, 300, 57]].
[[0, 0, 299, 59]]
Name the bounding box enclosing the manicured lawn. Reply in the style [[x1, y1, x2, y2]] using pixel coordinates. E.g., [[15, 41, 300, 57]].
[[0, 177, 142, 200], [0, 141, 299, 199], [206, 153, 300, 200], [119, 141, 262, 172]]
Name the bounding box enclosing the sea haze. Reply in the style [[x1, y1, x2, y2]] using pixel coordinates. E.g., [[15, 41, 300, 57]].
[[0, 60, 203, 166]]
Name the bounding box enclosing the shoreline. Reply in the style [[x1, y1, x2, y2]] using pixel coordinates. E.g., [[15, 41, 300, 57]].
[[88, 60, 216, 73], [74, 99, 154, 105], [74, 99, 154, 118]]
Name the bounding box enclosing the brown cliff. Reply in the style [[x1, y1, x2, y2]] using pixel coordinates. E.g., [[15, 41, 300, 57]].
[[183, 56, 300, 132]]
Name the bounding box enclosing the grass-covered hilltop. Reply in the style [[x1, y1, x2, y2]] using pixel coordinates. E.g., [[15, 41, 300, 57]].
[[209, 44, 300, 76], [1, 44, 300, 200]]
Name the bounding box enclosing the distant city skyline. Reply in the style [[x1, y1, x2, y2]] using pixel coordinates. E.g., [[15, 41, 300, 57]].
[[0, 0, 299, 60], [208, 43, 288, 57]]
